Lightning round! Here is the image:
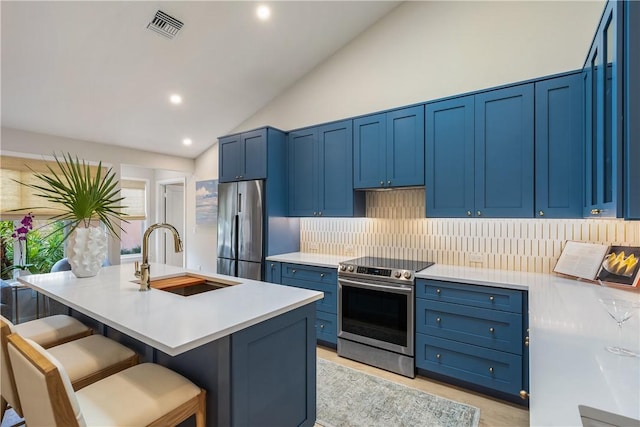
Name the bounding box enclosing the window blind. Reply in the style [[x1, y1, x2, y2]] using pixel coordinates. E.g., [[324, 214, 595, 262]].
[[120, 179, 147, 220], [0, 155, 106, 220]]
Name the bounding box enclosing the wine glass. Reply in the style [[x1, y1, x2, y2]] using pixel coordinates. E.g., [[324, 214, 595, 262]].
[[597, 286, 640, 357]]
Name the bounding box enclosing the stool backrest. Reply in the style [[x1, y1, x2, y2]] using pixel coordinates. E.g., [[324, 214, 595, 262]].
[[6, 333, 85, 427], [0, 315, 21, 415]]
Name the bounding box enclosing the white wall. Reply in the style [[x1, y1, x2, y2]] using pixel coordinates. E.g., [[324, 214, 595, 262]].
[[186, 144, 219, 273], [230, 0, 604, 132]]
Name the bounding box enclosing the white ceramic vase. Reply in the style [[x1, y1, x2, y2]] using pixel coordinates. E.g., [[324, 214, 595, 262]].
[[67, 226, 108, 278]]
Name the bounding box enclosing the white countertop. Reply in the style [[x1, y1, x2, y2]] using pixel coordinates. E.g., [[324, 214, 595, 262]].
[[266, 252, 640, 426], [18, 264, 323, 356], [266, 252, 351, 268]]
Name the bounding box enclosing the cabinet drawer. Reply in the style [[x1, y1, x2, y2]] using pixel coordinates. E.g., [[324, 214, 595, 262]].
[[316, 311, 337, 344], [416, 279, 523, 313], [416, 334, 523, 396], [281, 265, 337, 314], [416, 300, 523, 354], [282, 264, 336, 284]]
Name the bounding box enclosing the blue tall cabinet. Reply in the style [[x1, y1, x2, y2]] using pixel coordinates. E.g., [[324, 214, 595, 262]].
[[288, 120, 365, 217], [583, 0, 640, 219], [534, 73, 584, 218], [427, 74, 584, 219], [426, 84, 534, 218], [353, 105, 425, 189]]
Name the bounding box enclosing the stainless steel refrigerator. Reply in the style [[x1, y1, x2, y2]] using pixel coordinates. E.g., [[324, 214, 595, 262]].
[[217, 180, 264, 280]]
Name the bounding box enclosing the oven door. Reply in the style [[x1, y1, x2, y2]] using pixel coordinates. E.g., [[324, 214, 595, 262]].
[[338, 276, 414, 356]]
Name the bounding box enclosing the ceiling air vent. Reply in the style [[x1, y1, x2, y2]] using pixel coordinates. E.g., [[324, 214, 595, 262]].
[[147, 10, 183, 39]]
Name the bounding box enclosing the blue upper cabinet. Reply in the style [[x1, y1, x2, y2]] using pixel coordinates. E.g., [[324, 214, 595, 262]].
[[288, 128, 317, 216], [353, 113, 386, 189], [354, 105, 425, 189], [475, 84, 534, 218], [288, 120, 365, 217], [218, 128, 268, 183], [583, 0, 639, 219], [426, 85, 534, 218], [425, 96, 475, 217], [535, 74, 584, 218]]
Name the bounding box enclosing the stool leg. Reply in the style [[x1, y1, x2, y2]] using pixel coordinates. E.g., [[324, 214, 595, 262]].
[[1, 394, 7, 422]]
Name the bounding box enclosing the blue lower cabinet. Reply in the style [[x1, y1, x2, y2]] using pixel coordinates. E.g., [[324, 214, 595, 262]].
[[415, 279, 528, 403], [316, 311, 337, 345], [416, 299, 523, 354], [416, 334, 522, 396], [280, 263, 338, 344], [265, 261, 282, 284]]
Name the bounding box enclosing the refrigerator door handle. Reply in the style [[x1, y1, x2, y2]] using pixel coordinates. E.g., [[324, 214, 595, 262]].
[[231, 214, 238, 260], [238, 192, 242, 213]]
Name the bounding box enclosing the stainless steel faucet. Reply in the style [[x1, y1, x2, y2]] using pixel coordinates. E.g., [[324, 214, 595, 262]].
[[135, 223, 184, 291]]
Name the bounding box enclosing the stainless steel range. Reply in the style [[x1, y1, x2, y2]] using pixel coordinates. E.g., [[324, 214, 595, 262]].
[[337, 256, 434, 378]]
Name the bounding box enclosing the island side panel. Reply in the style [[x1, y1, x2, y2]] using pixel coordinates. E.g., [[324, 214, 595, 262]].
[[231, 303, 317, 427], [156, 337, 232, 427]]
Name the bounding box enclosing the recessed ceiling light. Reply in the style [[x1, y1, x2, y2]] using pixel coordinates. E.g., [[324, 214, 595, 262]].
[[182, 138, 192, 146], [170, 94, 182, 104], [256, 5, 271, 21]]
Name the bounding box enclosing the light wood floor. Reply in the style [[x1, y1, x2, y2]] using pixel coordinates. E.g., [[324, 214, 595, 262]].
[[318, 346, 529, 427]]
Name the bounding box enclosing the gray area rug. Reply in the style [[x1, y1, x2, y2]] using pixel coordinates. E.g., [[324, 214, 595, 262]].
[[317, 358, 480, 427]]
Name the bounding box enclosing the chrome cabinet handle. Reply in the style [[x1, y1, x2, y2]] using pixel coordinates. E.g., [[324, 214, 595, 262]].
[[590, 208, 601, 215], [292, 269, 297, 274], [436, 289, 441, 294], [489, 367, 494, 373], [436, 354, 441, 359], [519, 390, 529, 400], [387, 180, 392, 186], [538, 210, 545, 217], [477, 210, 482, 216], [320, 273, 325, 278], [380, 181, 385, 186], [489, 327, 495, 333], [489, 296, 495, 302], [436, 317, 441, 323], [466, 211, 472, 217]]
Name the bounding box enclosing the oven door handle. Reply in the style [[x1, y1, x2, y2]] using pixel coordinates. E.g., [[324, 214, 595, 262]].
[[338, 277, 412, 294]]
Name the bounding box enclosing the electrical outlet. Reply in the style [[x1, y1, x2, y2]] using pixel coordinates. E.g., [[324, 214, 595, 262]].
[[308, 243, 319, 253], [344, 245, 355, 256], [469, 253, 485, 264]]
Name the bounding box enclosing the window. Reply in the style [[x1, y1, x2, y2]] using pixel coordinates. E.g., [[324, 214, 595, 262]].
[[120, 179, 147, 257], [1, 219, 65, 279], [0, 155, 102, 277]]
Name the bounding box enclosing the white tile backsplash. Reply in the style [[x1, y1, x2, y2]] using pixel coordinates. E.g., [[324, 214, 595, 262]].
[[300, 189, 640, 273]]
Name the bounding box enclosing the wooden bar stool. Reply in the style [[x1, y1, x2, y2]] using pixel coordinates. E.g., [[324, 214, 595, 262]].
[[8, 313, 92, 348], [7, 333, 206, 427], [1, 316, 138, 422]]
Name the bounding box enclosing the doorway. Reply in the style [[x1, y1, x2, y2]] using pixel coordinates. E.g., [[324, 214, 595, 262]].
[[159, 181, 185, 267]]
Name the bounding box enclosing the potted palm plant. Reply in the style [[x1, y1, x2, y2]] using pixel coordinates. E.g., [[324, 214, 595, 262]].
[[14, 152, 127, 277]]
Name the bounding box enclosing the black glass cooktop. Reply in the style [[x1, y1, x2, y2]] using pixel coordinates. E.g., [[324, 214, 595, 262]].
[[343, 256, 434, 272]]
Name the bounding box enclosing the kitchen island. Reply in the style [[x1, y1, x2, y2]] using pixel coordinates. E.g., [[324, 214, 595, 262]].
[[18, 263, 323, 427]]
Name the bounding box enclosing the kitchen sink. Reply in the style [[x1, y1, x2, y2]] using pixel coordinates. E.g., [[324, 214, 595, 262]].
[[132, 273, 240, 296], [162, 281, 229, 296]]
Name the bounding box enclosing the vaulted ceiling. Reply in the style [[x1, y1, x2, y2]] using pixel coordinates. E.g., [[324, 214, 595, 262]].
[[1, 1, 400, 158]]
